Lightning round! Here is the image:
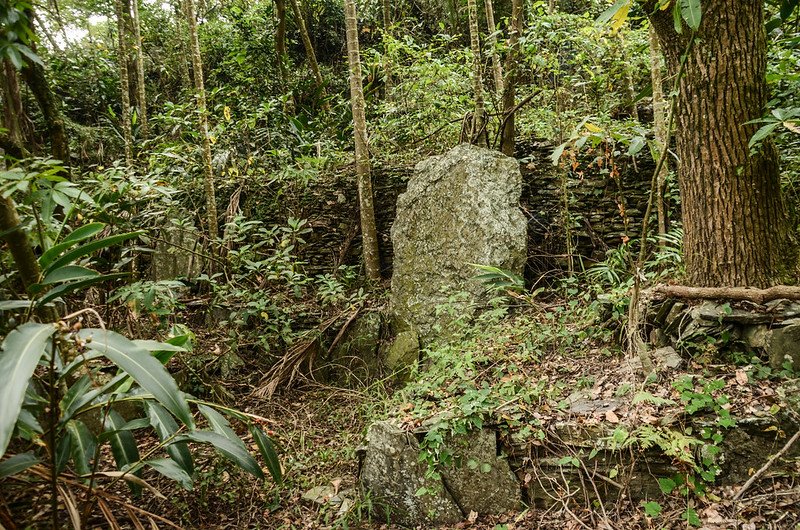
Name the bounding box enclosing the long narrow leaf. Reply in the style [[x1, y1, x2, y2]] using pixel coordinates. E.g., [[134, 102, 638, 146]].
[[198, 404, 243, 447], [176, 431, 264, 479], [0, 452, 41, 479], [43, 232, 142, 276], [250, 425, 282, 483], [0, 323, 55, 457], [104, 410, 141, 494], [145, 402, 193, 476], [145, 458, 193, 490], [38, 222, 105, 269], [66, 419, 96, 478], [79, 329, 194, 429], [41, 265, 100, 285], [104, 409, 141, 472]]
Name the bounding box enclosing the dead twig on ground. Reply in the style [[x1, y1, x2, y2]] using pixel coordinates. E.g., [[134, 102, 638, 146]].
[[733, 430, 800, 501]]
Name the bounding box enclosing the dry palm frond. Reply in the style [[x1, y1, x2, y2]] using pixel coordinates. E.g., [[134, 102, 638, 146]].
[[253, 308, 360, 399]]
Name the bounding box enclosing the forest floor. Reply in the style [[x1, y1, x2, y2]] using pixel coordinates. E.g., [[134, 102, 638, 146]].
[[136, 303, 800, 529], [6, 302, 798, 529]]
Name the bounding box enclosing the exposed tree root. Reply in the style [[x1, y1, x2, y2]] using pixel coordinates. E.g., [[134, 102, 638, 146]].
[[651, 284, 800, 304]]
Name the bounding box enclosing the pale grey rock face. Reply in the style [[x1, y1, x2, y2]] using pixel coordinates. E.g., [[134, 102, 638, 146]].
[[359, 421, 462, 527], [359, 422, 521, 526], [151, 221, 202, 281], [439, 429, 521, 515], [390, 144, 527, 342]]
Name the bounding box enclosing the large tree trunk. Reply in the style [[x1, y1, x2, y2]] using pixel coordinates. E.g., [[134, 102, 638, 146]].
[[184, 0, 220, 256], [19, 60, 69, 164], [114, 0, 135, 167], [648, 1, 789, 287], [500, 0, 521, 156], [130, 0, 149, 137], [466, 0, 486, 145], [344, 0, 381, 281]]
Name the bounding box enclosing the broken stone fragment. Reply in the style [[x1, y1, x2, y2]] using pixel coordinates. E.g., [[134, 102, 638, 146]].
[[359, 421, 520, 526], [766, 323, 800, 371]]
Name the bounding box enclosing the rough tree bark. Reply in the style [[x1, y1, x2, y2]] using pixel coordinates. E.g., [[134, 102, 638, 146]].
[[19, 59, 69, 164], [381, 0, 393, 101], [1, 60, 27, 149], [289, 0, 325, 92], [484, 0, 503, 99], [174, 0, 192, 87], [344, 0, 381, 281], [466, 0, 487, 145], [184, 0, 220, 253], [0, 197, 41, 292], [648, 25, 669, 237], [647, 1, 790, 287], [114, 0, 135, 167], [500, 0, 521, 156], [275, 0, 289, 87], [130, 0, 148, 137]]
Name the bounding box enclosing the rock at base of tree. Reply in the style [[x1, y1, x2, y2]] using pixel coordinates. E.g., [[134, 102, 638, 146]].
[[766, 323, 800, 371], [383, 330, 420, 374], [390, 144, 527, 343], [358, 421, 462, 527], [358, 421, 520, 526]]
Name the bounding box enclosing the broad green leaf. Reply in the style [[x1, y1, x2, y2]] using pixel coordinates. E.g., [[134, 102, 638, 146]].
[[38, 223, 105, 269], [176, 431, 264, 479], [145, 402, 194, 476], [41, 265, 99, 285], [0, 452, 40, 479], [658, 477, 677, 494], [0, 323, 55, 457], [250, 425, 282, 483], [596, 0, 629, 25], [642, 501, 662, 517], [79, 329, 194, 429], [749, 122, 781, 148], [146, 458, 193, 490], [679, 0, 701, 31], [42, 232, 142, 276], [66, 419, 97, 478]]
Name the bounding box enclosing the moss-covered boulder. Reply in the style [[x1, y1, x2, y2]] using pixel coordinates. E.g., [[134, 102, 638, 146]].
[[390, 144, 526, 342]]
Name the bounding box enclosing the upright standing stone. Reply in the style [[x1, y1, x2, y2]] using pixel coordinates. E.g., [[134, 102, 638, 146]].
[[390, 144, 526, 342]]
